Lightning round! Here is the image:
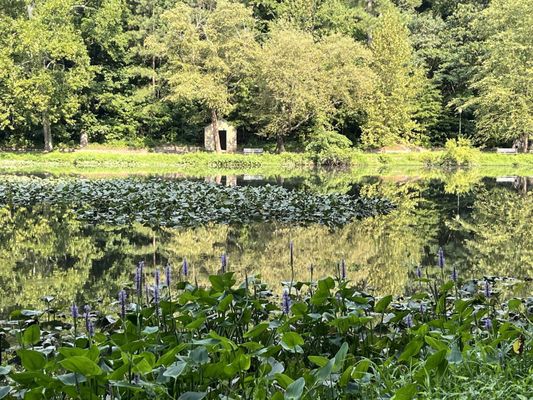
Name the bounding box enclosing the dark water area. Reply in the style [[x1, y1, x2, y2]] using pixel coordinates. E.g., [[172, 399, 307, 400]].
[[0, 173, 531, 315]]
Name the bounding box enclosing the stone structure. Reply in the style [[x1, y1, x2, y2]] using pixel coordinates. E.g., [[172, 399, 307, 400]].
[[204, 119, 237, 152]]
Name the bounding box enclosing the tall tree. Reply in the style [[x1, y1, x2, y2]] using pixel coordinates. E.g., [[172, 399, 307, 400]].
[[361, 5, 426, 148], [156, 0, 258, 153], [467, 0, 532, 151], [0, 16, 19, 137], [432, 2, 486, 143], [254, 25, 374, 152], [9, 0, 92, 150]]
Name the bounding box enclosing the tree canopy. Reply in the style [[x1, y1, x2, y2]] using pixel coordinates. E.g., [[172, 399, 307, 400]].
[[0, 0, 530, 152]]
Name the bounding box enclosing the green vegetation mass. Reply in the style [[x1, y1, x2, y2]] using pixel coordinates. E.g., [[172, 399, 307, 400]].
[[0, 0, 531, 154], [0, 269, 531, 399], [0, 177, 393, 227]]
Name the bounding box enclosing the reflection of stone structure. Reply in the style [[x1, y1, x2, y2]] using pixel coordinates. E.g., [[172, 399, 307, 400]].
[[204, 119, 237, 152]]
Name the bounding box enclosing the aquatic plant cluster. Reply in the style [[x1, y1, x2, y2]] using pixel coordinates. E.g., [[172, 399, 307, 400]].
[[0, 251, 531, 400], [0, 178, 393, 228]]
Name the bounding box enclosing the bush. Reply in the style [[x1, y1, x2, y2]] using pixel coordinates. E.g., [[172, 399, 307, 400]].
[[305, 130, 353, 167], [439, 137, 480, 166]]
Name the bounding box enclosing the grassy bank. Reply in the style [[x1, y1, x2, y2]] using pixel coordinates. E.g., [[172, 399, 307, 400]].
[[0, 148, 532, 177]]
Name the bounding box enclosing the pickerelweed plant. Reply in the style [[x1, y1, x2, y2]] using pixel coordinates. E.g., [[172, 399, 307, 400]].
[[0, 257, 531, 400]]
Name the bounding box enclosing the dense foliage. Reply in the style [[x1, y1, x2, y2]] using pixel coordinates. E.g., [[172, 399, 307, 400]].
[[0, 178, 393, 227], [0, 264, 531, 399], [0, 0, 531, 152]]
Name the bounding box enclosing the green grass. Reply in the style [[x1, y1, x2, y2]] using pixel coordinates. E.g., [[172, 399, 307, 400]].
[[0, 149, 531, 178]]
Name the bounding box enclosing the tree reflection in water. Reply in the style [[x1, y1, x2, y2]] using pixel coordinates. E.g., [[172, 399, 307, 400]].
[[0, 174, 530, 314]]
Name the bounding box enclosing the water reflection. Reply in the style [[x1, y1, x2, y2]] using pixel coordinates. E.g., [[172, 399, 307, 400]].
[[0, 174, 531, 314]]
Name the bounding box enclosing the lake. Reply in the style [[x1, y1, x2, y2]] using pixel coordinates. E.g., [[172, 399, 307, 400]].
[[0, 172, 531, 315]]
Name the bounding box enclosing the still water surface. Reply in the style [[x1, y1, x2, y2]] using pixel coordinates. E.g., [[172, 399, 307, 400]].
[[0, 173, 531, 314]]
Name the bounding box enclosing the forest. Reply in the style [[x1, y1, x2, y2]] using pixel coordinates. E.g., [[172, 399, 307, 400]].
[[0, 0, 531, 152]]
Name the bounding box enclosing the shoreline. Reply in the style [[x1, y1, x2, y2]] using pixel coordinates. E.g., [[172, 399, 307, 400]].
[[0, 149, 532, 177]]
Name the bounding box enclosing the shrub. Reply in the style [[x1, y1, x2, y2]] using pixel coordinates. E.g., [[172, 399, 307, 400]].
[[305, 130, 353, 167], [439, 138, 480, 166]]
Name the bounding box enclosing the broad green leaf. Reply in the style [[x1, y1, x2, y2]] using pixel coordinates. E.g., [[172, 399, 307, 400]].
[[244, 322, 269, 339], [285, 377, 305, 400], [275, 373, 294, 389], [163, 361, 187, 379], [352, 359, 371, 379], [425, 349, 447, 370], [281, 332, 304, 349], [308, 355, 329, 367], [375, 295, 393, 313], [60, 356, 102, 376], [508, 299, 522, 311], [398, 339, 423, 362], [392, 383, 418, 400], [57, 373, 87, 386], [0, 387, 10, 399], [315, 359, 334, 383], [424, 336, 448, 352], [217, 294, 233, 312], [447, 345, 463, 364], [339, 366, 354, 387], [17, 350, 46, 371], [22, 325, 40, 346], [291, 302, 308, 316], [190, 347, 209, 365], [186, 317, 206, 330], [178, 392, 207, 400], [333, 342, 349, 372]]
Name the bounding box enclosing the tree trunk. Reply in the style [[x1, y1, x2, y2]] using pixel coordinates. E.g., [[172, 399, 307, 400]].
[[152, 56, 157, 97], [276, 135, 285, 153], [523, 133, 529, 153], [43, 112, 53, 152], [366, 0, 373, 45], [211, 109, 221, 153]]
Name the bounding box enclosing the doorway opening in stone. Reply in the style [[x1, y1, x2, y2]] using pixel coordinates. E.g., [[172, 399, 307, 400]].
[[219, 130, 227, 151]]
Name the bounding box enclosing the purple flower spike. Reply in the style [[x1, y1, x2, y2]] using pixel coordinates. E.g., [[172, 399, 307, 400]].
[[153, 270, 160, 309], [154, 269, 160, 287], [484, 280, 491, 298], [135, 263, 143, 297], [71, 304, 79, 319], [451, 267, 458, 282], [165, 264, 171, 287], [182, 257, 188, 276], [437, 247, 445, 268], [118, 290, 127, 319], [281, 289, 291, 315], [416, 266, 422, 279], [404, 314, 414, 328], [87, 320, 94, 337], [341, 259, 346, 280], [483, 318, 492, 330], [221, 254, 227, 273]]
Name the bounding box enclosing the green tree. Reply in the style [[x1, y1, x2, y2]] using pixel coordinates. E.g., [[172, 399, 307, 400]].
[[0, 17, 19, 138], [361, 6, 427, 148], [156, 0, 258, 152], [8, 0, 92, 150], [254, 25, 374, 152], [467, 0, 532, 151]]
